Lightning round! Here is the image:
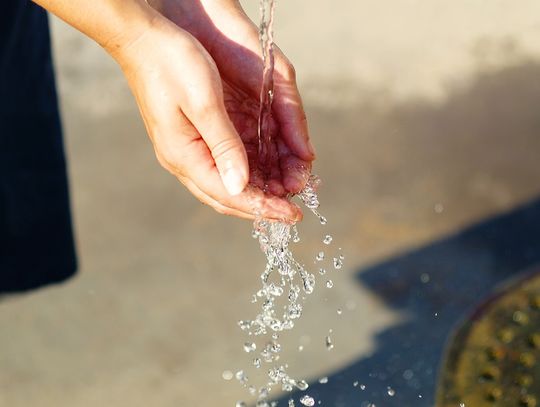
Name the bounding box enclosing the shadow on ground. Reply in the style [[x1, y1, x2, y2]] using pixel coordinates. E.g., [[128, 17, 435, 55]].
[[274, 198, 540, 407], [272, 60, 540, 407]]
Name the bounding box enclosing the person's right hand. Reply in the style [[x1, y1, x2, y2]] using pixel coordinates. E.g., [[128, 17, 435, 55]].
[[110, 15, 302, 221]]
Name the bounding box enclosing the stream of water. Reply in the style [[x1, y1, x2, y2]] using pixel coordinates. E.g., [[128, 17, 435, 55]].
[[228, 1, 344, 405], [257, 0, 276, 178]]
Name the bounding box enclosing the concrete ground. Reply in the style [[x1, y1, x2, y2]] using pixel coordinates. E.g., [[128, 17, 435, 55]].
[[1, 1, 540, 406]]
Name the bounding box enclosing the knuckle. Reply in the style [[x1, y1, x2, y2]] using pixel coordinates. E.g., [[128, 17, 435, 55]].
[[156, 150, 174, 169], [194, 99, 215, 118], [156, 148, 185, 176], [192, 92, 220, 118], [210, 138, 242, 162]]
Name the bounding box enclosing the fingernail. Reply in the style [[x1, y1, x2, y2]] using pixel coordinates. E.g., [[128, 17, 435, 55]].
[[222, 166, 246, 196]]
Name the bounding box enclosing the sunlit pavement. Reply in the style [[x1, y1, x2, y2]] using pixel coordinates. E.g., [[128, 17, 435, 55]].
[[1, 2, 540, 406]]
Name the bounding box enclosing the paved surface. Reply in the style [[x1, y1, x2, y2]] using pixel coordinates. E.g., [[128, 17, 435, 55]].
[[1, 1, 540, 406]]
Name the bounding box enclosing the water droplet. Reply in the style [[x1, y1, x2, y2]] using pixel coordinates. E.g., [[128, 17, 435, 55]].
[[236, 402, 247, 407], [235, 370, 248, 383], [301, 274, 315, 294], [459, 404, 465, 407], [259, 387, 270, 399], [244, 342, 257, 353], [292, 225, 300, 243], [333, 257, 343, 270], [288, 400, 295, 407], [295, 380, 309, 391], [353, 381, 358, 387], [326, 280, 334, 288], [240, 175, 332, 404], [318, 376, 328, 384], [326, 335, 334, 350], [387, 387, 395, 397], [269, 342, 281, 353], [238, 320, 251, 331], [298, 345, 304, 352], [267, 283, 284, 296], [337, 308, 343, 315], [222, 370, 233, 380], [360, 384, 366, 390], [300, 395, 315, 406], [434, 203, 444, 213], [420, 273, 430, 283], [319, 268, 326, 275]]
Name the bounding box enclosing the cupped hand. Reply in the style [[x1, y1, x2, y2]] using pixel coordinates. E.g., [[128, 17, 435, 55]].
[[153, 0, 316, 192], [114, 3, 314, 221]]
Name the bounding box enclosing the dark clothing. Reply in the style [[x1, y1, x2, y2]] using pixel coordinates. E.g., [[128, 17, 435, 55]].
[[0, 1, 77, 292]]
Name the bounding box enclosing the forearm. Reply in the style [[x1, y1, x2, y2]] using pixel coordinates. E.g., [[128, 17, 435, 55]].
[[32, 0, 158, 57]]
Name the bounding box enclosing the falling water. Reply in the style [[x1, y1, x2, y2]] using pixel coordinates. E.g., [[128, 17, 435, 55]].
[[230, 0, 345, 405], [257, 0, 276, 177]]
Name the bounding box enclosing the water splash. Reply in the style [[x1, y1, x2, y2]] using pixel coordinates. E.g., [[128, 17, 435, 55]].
[[333, 254, 344, 270], [231, 0, 346, 403], [244, 342, 257, 353], [237, 177, 331, 403], [299, 395, 315, 406], [325, 334, 334, 350]]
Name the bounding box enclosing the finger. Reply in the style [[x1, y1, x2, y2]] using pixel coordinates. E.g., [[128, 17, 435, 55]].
[[178, 50, 249, 197], [202, 18, 315, 163], [278, 139, 312, 194], [188, 151, 301, 222], [165, 112, 302, 222], [190, 148, 301, 222], [180, 176, 255, 220], [272, 48, 315, 162], [267, 140, 287, 197]]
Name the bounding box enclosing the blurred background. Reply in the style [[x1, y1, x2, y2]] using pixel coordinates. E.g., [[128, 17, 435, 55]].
[[1, 0, 540, 406]]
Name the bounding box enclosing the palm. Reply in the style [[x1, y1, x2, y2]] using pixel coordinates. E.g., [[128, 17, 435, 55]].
[[222, 80, 289, 197]]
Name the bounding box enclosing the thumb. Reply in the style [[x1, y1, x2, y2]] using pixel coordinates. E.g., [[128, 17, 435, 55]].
[[207, 121, 249, 197], [184, 97, 249, 196], [176, 48, 249, 196]]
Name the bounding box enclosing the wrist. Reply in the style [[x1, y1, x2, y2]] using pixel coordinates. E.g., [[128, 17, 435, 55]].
[[99, 2, 162, 62]]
